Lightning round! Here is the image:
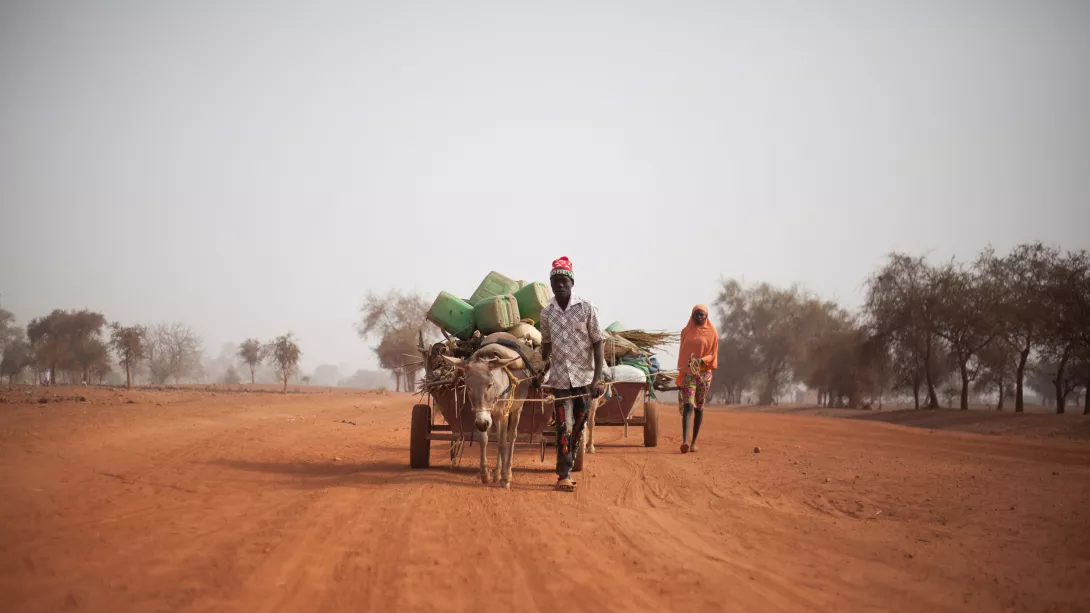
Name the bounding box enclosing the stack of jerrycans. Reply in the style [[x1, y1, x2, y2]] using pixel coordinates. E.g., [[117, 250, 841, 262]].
[[426, 271, 551, 339]]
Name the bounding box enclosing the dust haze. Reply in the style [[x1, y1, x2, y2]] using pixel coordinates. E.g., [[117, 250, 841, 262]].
[[1, 2, 1090, 612], [2, 1, 1087, 383]]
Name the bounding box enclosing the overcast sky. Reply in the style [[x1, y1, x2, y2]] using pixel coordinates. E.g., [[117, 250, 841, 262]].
[[2, 0, 1088, 372]]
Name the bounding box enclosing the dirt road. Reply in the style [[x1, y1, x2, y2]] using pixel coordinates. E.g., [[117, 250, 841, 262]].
[[1, 388, 1088, 612]]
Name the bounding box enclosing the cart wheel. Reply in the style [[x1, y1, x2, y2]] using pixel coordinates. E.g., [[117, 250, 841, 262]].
[[410, 404, 431, 468], [643, 402, 659, 448], [573, 439, 585, 472]]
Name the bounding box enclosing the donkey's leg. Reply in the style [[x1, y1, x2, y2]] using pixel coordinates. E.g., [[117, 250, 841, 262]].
[[493, 411, 506, 484], [502, 408, 522, 487], [478, 429, 490, 484]]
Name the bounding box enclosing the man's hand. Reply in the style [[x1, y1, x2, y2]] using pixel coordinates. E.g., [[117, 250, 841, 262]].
[[590, 378, 605, 399]]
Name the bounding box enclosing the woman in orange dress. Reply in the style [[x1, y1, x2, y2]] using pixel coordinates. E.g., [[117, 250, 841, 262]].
[[676, 305, 718, 453]]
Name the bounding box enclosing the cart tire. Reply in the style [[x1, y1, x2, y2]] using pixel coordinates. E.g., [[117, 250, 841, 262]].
[[643, 402, 659, 447], [410, 404, 431, 468], [573, 439, 585, 472]]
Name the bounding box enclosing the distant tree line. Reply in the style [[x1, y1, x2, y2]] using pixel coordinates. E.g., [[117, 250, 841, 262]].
[[7, 241, 1086, 409], [0, 299, 302, 393], [0, 307, 115, 385], [712, 243, 1090, 414]]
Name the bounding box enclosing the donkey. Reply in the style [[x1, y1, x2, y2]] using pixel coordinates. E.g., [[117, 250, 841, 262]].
[[442, 342, 533, 488]]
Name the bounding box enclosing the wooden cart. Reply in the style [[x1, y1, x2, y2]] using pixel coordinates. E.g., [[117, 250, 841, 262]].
[[590, 381, 659, 448]]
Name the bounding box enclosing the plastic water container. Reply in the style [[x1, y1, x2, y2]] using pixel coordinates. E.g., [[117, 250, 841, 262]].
[[468, 271, 520, 305], [427, 292, 476, 340], [474, 295, 521, 334], [513, 282, 550, 326]]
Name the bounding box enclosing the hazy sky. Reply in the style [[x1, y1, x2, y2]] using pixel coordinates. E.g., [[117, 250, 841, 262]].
[[2, 1, 1088, 372]]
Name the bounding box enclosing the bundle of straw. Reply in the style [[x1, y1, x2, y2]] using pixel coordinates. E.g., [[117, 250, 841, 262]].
[[602, 333, 642, 361], [612, 329, 680, 354], [653, 370, 680, 391]]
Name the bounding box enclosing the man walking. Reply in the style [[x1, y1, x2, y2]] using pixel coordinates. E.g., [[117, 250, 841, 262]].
[[540, 256, 605, 492]]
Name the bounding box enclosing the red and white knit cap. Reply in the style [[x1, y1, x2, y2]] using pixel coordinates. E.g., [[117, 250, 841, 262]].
[[550, 256, 574, 279]]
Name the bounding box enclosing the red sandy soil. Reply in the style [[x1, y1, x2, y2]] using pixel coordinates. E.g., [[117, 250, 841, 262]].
[[1, 386, 1087, 612]]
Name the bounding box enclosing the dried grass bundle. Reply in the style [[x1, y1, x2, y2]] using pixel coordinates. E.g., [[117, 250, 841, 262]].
[[612, 329, 680, 353], [653, 370, 680, 391]]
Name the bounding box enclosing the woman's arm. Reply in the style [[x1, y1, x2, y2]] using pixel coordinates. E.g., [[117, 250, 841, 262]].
[[702, 335, 719, 368]]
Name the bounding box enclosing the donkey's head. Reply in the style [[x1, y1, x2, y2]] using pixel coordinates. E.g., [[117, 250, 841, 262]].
[[443, 355, 520, 432]]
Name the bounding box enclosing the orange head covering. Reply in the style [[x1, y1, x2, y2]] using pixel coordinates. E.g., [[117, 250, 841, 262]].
[[677, 305, 719, 380]]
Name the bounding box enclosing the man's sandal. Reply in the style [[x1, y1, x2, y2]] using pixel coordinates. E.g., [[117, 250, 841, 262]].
[[556, 478, 576, 492]]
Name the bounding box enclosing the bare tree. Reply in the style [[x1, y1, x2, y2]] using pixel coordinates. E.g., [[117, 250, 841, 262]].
[[237, 339, 264, 384], [1063, 251, 1090, 414], [931, 259, 1003, 410], [357, 290, 429, 338], [865, 254, 949, 409], [27, 311, 64, 384], [66, 310, 108, 383], [109, 324, 147, 389], [1039, 250, 1090, 414], [25, 309, 108, 385], [265, 333, 302, 393], [146, 322, 204, 384], [357, 290, 430, 391], [1, 332, 31, 384], [714, 280, 841, 405], [374, 327, 421, 392], [983, 243, 1061, 412]]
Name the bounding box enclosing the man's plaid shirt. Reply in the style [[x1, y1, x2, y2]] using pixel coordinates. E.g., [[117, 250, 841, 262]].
[[540, 295, 605, 389]]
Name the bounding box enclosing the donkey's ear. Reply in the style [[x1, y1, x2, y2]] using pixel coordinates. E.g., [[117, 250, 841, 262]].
[[441, 356, 465, 368]]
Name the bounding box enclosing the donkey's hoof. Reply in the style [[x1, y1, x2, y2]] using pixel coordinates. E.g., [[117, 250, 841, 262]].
[[480, 473, 490, 484], [500, 481, 511, 489], [587, 445, 596, 454]]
